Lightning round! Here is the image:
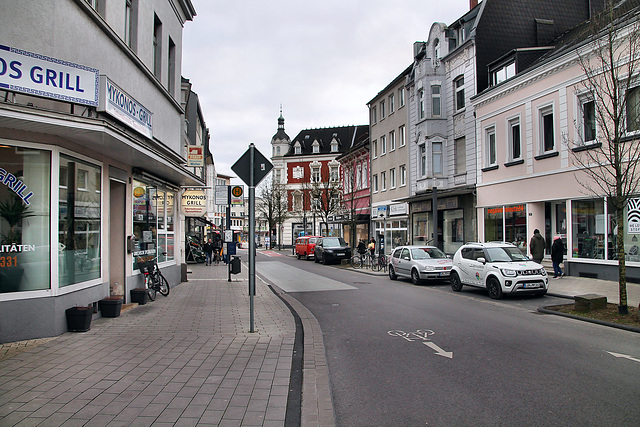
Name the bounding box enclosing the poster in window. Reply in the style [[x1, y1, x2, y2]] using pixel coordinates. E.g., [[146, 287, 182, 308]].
[[628, 198, 640, 234]]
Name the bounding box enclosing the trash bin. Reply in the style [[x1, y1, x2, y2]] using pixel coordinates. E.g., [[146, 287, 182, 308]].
[[231, 256, 241, 274]]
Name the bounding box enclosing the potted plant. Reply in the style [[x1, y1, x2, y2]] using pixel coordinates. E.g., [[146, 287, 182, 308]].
[[65, 306, 93, 332], [99, 295, 123, 317], [130, 288, 149, 305]]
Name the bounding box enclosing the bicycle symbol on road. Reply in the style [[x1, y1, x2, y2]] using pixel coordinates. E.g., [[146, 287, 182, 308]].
[[387, 329, 453, 359]]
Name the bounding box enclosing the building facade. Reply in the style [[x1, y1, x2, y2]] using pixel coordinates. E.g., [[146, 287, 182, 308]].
[[473, 1, 640, 280], [0, 0, 200, 342], [270, 117, 368, 247], [368, 66, 411, 255]]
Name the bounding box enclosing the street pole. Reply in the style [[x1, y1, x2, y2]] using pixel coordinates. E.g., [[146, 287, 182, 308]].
[[249, 144, 256, 333], [227, 185, 232, 282]]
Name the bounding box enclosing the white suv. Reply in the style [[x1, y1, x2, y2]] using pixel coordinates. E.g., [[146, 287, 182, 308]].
[[450, 242, 548, 299]]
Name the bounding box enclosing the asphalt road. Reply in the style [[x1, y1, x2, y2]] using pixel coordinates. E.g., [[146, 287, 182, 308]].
[[256, 251, 640, 427]]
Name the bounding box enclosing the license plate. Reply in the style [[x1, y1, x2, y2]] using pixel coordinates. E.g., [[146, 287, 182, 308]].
[[337, 253, 345, 256], [524, 283, 540, 288]]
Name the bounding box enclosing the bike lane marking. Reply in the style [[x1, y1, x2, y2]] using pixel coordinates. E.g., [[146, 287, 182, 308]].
[[387, 329, 453, 359]]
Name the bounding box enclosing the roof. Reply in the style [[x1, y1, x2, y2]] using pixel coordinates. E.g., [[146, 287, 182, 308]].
[[285, 125, 369, 157]]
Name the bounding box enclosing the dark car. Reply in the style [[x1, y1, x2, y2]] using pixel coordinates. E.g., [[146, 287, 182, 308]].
[[314, 237, 351, 265]]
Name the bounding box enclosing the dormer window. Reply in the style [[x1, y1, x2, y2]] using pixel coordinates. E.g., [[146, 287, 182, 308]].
[[294, 142, 302, 155], [312, 141, 320, 154], [331, 140, 338, 152], [490, 60, 516, 87]]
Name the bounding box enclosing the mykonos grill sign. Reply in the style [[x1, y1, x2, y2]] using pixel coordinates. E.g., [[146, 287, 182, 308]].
[[0, 45, 99, 106]]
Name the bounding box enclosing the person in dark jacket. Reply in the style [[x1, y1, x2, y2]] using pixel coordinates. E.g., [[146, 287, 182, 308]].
[[357, 239, 367, 255], [203, 239, 214, 266], [551, 235, 565, 278], [529, 229, 545, 264]]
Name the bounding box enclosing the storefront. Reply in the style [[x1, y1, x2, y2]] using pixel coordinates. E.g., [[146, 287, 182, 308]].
[[372, 204, 408, 255], [409, 192, 474, 255]]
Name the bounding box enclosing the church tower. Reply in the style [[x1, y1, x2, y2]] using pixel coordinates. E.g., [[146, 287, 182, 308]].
[[270, 107, 290, 185]]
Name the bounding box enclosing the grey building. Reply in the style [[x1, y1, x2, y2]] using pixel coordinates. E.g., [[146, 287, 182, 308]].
[[0, 0, 201, 342]]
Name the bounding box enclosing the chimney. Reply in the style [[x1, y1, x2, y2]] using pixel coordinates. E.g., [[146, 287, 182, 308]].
[[470, 0, 478, 9]]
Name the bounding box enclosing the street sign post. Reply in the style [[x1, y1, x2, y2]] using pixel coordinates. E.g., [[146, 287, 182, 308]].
[[231, 144, 273, 333]]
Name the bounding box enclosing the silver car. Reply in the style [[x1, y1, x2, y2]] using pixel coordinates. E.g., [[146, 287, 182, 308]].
[[388, 246, 452, 285]]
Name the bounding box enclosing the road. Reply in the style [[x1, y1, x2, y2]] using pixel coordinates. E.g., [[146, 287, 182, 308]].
[[255, 250, 640, 426]]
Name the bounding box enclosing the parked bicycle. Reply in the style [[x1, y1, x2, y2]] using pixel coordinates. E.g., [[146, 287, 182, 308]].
[[371, 254, 388, 272], [139, 254, 170, 301], [350, 251, 375, 269]]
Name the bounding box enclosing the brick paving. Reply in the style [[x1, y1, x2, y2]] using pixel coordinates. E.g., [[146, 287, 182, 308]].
[[0, 261, 334, 426]]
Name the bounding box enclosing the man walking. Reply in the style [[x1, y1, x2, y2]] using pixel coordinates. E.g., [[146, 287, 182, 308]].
[[203, 238, 214, 266], [529, 229, 545, 264]]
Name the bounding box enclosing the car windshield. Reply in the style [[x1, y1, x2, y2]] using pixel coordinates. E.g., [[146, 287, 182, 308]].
[[485, 247, 529, 262], [411, 247, 447, 260], [323, 237, 347, 247]]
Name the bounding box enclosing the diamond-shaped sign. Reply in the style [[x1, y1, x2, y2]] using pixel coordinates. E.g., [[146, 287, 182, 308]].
[[231, 144, 273, 187]]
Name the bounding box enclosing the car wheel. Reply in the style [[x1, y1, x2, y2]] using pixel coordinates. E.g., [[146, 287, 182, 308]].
[[450, 272, 463, 292], [389, 265, 397, 280], [296, 253, 301, 260], [322, 254, 327, 265], [487, 277, 503, 299], [411, 269, 421, 285], [306, 254, 311, 261], [314, 253, 319, 263]]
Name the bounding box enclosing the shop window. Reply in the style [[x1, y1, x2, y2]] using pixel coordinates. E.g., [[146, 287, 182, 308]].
[[443, 209, 464, 254], [484, 207, 504, 242], [505, 204, 527, 253], [59, 155, 101, 287], [132, 180, 175, 271], [607, 197, 640, 262], [0, 146, 51, 293], [571, 199, 605, 259]]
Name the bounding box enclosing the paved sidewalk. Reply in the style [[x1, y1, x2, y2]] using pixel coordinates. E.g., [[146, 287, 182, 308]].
[[0, 262, 333, 426]]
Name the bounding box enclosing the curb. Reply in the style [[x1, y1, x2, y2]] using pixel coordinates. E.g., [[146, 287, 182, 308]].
[[538, 306, 640, 333]]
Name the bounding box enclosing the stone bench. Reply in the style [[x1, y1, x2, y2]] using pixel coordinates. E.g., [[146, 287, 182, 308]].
[[574, 294, 607, 312]]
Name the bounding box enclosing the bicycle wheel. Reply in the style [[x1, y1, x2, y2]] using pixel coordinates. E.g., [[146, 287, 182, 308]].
[[146, 276, 157, 301], [378, 255, 387, 272], [157, 273, 170, 296], [350, 255, 362, 269], [371, 256, 381, 271]]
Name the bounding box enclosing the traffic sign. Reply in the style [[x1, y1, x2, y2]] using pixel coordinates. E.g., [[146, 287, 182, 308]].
[[231, 144, 273, 187], [232, 186, 243, 197]]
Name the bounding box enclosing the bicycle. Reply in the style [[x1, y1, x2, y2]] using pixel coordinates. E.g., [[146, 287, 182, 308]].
[[139, 256, 170, 301], [371, 254, 388, 272], [350, 251, 375, 269]]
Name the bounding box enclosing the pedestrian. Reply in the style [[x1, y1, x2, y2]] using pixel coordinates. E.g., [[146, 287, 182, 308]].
[[551, 235, 565, 278], [368, 238, 376, 257], [203, 239, 214, 266], [357, 239, 367, 255], [529, 229, 545, 264]]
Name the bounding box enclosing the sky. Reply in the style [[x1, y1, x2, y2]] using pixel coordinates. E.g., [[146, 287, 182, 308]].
[[182, 0, 471, 183]]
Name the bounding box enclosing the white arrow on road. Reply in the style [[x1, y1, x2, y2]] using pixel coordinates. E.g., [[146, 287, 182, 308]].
[[607, 351, 640, 363], [424, 341, 453, 359]]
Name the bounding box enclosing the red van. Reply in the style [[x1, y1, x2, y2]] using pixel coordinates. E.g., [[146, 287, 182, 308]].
[[295, 236, 321, 260]]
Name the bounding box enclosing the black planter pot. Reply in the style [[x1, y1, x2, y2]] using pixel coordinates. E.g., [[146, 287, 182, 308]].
[[65, 307, 93, 332], [130, 288, 149, 305], [99, 298, 123, 317]]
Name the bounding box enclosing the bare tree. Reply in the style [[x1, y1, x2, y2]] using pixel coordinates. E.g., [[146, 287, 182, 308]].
[[569, 1, 640, 314], [257, 179, 289, 249], [306, 166, 343, 236]]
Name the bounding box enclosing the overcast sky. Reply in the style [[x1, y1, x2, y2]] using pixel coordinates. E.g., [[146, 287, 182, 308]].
[[182, 0, 471, 183]]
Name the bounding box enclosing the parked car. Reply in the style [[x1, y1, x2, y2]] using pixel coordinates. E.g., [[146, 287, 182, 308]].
[[295, 236, 321, 260], [450, 242, 548, 299], [388, 245, 452, 285], [314, 237, 351, 264]]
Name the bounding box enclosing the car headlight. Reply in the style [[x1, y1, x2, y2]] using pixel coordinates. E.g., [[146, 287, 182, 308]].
[[501, 269, 517, 277], [423, 265, 435, 271], [540, 268, 547, 276]]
